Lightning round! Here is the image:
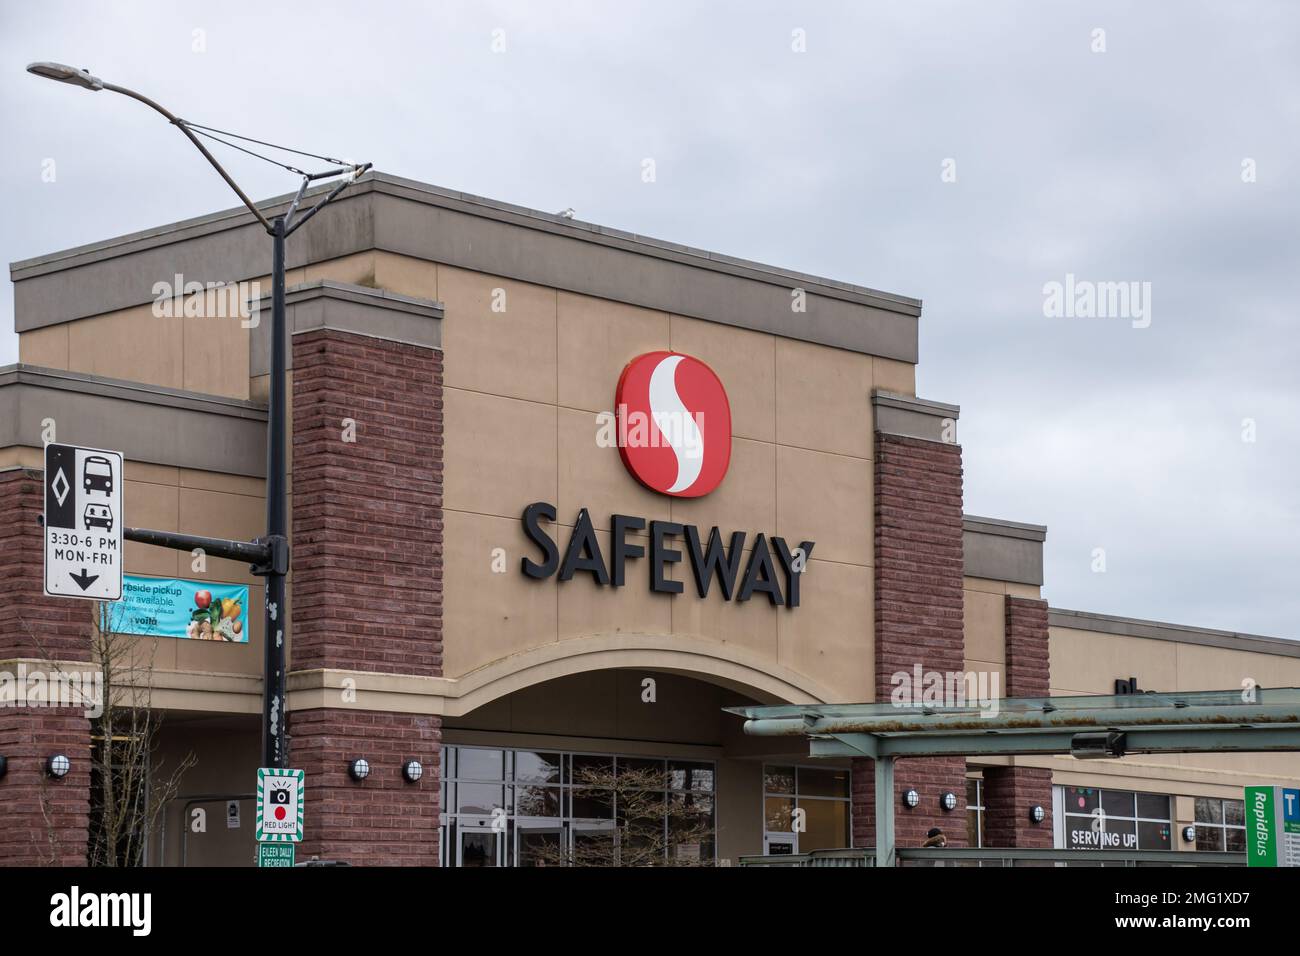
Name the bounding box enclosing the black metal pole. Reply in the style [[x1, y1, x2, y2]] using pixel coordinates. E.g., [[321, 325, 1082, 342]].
[[263, 216, 289, 769], [123, 527, 270, 565]]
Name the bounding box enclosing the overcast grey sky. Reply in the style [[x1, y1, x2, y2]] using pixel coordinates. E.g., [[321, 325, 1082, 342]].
[[2, 1, 1297, 639]]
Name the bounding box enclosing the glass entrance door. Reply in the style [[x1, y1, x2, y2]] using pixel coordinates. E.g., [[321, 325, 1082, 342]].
[[456, 822, 504, 867]]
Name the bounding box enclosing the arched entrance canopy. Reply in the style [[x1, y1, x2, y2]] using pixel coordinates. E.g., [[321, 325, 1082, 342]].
[[441, 633, 837, 718]]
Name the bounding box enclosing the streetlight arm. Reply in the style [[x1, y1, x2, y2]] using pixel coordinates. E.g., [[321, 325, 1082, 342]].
[[284, 162, 373, 235], [99, 82, 274, 232]]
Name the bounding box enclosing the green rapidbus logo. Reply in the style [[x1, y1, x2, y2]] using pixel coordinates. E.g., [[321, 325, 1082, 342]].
[[1247, 786, 1275, 867]]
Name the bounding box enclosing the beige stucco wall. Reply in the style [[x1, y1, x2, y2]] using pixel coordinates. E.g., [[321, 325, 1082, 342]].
[[960, 576, 1042, 693], [17, 252, 385, 400], [9, 248, 914, 714], [1035, 626, 1300, 800], [7, 249, 915, 711], [421, 257, 905, 705]]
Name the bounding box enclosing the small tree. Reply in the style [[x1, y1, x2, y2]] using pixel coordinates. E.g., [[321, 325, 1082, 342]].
[[527, 764, 715, 867], [87, 601, 195, 866], [28, 601, 194, 866]]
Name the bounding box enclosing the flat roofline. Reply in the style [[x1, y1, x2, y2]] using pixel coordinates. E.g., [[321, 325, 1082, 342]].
[[1049, 607, 1300, 657], [963, 514, 1048, 541], [9, 171, 922, 316], [0, 363, 267, 417]]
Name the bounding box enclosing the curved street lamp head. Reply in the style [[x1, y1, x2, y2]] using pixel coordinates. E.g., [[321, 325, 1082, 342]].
[[27, 61, 103, 91]]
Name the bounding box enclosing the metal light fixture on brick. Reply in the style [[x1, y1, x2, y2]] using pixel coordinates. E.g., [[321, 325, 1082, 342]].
[[348, 758, 371, 782], [46, 754, 71, 778], [903, 788, 920, 808], [940, 791, 958, 812], [0, 755, 7, 780], [1030, 805, 1045, 823], [402, 759, 423, 783], [1181, 826, 1196, 843]]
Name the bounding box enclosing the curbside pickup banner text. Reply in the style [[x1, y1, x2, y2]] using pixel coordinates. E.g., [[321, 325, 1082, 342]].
[[114, 575, 250, 643]]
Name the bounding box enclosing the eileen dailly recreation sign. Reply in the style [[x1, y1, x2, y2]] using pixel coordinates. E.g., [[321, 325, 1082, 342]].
[[114, 575, 249, 642]]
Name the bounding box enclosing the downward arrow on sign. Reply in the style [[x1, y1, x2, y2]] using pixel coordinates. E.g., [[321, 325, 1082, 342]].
[[69, 569, 99, 591]]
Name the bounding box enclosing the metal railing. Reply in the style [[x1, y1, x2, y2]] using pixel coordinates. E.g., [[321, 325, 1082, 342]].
[[898, 847, 1246, 867], [738, 847, 1246, 867], [739, 849, 874, 867]]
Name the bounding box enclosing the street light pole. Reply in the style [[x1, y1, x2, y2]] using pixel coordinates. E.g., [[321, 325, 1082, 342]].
[[28, 61, 368, 769], [263, 215, 288, 767]]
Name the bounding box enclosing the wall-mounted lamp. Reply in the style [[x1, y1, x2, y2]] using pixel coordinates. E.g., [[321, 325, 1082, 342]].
[[1030, 805, 1046, 824], [903, 788, 920, 808], [402, 759, 423, 783], [348, 758, 371, 782], [1181, 826, 1197, 844], [0, 755, 7, 780], [940, 791, 958, 812], [46, 754, 71, 779]]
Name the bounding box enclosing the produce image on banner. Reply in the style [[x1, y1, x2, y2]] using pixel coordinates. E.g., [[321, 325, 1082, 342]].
[[116, 575, 249, 643]]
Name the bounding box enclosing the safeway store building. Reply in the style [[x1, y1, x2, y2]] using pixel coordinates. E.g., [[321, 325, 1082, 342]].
[[2, 172, 1297, 866]]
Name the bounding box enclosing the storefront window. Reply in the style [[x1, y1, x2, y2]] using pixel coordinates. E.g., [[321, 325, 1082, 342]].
[[439, 745, 715, 866], [1061, 786, 1171, 851], [762, 763, 852, 854], [1194, 798, 1246, 852]]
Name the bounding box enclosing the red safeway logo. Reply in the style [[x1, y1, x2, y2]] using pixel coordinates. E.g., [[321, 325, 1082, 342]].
[[615, 351, 731, 497]]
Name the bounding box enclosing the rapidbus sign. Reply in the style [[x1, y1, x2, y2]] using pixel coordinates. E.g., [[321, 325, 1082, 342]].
[[1245, 785, 1300, 867]]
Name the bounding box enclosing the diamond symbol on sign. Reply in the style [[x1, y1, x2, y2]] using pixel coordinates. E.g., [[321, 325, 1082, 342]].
[[51, 468, 70, 507]]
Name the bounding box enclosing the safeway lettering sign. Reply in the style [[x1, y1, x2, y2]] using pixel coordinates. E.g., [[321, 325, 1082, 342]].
[[43, 443, 124, 601]]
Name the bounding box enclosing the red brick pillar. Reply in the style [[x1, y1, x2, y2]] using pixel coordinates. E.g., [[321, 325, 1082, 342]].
[[854, 393, 968, 850], [982, 596, 1053, 847], [0, 468, 93, 866], [285, 284, 444, 866]]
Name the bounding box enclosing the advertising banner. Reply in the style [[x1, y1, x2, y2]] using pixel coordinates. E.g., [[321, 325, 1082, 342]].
[[115, 575, 249, 643]]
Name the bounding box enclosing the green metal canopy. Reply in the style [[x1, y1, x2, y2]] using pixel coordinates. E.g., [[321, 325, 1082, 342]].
[[726, 687, 1300, 866]]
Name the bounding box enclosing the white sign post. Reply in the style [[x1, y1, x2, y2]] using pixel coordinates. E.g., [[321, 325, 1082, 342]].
[[43, 443, 124, 601]]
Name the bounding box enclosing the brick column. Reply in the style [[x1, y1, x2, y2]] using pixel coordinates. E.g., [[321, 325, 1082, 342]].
[[854, 393, 968, 850], [982, 595, 1053, 847], [0, 468, 92, 866], [285, 284, 444, 866]]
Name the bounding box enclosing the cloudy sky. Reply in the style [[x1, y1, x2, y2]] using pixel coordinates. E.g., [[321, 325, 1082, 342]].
[[2, 1, 1296, 639]]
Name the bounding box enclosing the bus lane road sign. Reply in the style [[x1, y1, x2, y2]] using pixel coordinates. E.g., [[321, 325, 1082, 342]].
[[43, 443, 124, 601]]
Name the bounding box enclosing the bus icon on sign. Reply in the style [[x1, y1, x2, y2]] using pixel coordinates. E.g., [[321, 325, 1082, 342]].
[[83, 456, 114, 496]]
